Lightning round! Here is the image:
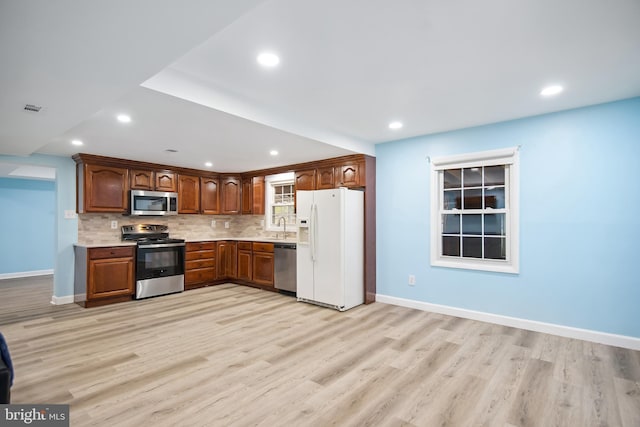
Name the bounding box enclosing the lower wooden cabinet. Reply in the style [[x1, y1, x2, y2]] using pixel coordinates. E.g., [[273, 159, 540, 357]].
[[234, 242, 274, 287], [217, 241, 237, 279], [237, 242, 252, 281], [185, 242, 216, 289], [75, 245, 135, 307], [252, 242, 274, 287]]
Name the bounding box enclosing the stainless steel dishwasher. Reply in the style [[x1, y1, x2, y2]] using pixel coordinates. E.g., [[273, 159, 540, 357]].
[[274, 242, 296, 293]]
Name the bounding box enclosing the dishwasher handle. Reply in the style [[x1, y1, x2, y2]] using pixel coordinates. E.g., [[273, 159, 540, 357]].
[[274, 243, 297, 249]]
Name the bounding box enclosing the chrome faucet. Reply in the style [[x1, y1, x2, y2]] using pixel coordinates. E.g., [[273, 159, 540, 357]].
[[277, 216, 287, 240]]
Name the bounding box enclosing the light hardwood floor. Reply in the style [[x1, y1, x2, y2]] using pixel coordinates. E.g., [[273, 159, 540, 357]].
[[1, 278, 639, 426]]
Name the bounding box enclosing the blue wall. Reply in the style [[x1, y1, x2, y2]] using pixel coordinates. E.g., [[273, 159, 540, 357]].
[[376, 97, 640, 338], [0, 178, 55, 274], [0, 154, 77, 300]]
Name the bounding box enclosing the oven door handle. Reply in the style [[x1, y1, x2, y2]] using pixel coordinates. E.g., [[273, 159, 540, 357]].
[[138, 243, 186, 248]]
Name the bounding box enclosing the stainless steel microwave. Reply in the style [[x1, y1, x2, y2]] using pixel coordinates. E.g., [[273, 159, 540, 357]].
[[130, 190, 178, 216]]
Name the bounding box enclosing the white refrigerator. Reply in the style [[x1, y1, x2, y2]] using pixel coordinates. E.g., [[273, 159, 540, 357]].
[[296, 188, 364, 311]]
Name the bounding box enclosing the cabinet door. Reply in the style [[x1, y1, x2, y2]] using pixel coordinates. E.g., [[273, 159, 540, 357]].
[[316, 167, 335, 189], [178, 174, 200, 214], [155, 170, 177, 192], [200, 176, 220, 215], [130, 169, 154, 190], [88, 256, 134, 299], [217, 241, 237, 279], [252, 176, 265, 215], [335, 163, 360, 187], [252, 252, 274, 287], [294, 169, 316, 191], [241, 178, 253, 215], [237, 249, 252, 281], [221, 176, 241, 214], [83, 164, 129, 212], [227, 241, 237, 279]]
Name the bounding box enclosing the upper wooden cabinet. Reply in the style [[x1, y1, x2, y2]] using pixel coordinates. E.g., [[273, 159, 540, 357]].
[[241, 176, 265, 215], [78, 164, 129, 213], [178, 174, 200, 214], [252, 176, 265, 215], [295, 169, 316, 191], [241, 178, 253, 215], [221, 176, 241, 214], [130, 169, 177, 192], [155, 170, 178, 192], [200, 176, 220, 215], [335, 162, 362, 188], [130, 169, 154, 190], [295, 161, 365, 192], [316, 166, 335, 190]]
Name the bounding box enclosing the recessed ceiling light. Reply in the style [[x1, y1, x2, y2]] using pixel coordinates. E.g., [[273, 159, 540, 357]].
[[540, 85, 563, 97], [257, 52, 280, 67], [117, 114, 131, 123], [270, 150, 279, 156], [71, 139, 83, 146], [389, 121, 403, 130], [205, 162, 213, 167]]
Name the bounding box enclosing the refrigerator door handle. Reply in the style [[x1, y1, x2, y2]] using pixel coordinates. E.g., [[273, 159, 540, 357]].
[[310, 203, 317, 262]]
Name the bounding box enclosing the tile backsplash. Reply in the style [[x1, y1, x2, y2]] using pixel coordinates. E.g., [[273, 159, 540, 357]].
[[77, 214, 296, 245]]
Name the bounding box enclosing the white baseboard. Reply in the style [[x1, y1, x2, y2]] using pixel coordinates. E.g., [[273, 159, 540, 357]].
[[376, 294, 640, 351], [51, 295, 74, 305], [0, 269, 54, 280]]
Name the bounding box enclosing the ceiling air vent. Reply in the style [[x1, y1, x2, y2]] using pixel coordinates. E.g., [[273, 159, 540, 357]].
[[24, 104, 42, 113]]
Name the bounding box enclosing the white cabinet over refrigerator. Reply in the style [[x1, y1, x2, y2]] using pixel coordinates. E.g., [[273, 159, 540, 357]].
[[296, 188, 364, 311]]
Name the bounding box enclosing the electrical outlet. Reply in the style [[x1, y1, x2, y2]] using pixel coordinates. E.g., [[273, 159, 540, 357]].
[[408, 274, 416, 286], [224, 221, 230, 229], [211, 220, 216, 228], [111, 220, 118, 230], [64, 210, 77, 219]]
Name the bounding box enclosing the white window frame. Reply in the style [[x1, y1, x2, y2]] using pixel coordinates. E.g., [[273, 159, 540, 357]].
[[264, 172, 296, 232], [430, 147, 519, 274]]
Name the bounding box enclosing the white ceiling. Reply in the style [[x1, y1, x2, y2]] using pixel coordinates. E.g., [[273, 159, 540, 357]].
[[2, 0, 640, 175]]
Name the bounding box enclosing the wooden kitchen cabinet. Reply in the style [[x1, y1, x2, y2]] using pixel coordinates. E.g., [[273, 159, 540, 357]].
[[178, 174, 200, 214], [294, 169, 316, 191], [316, 166, 336, 189], [130, 169, 177, 192], [185, 242, 216, 289], [78, 164, 129, 213], [252, 242, 274, 287], [252, 176, 265, 215], [217, 241, 237, 279], [74, 245, 135, 307], [221, 176, 241, 214], [241, 178, 253, 214], [237, 241, 252, 281], [130, 169, 154, 190], [335, 162, 362, 187], [155, 170, 178, 192], [235, 242, 273, 287], [200, 176, 220, 215], [241, 176, 265, 215]]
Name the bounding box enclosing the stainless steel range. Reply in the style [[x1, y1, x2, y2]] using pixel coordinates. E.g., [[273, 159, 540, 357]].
[[121, 224, 185, 299]]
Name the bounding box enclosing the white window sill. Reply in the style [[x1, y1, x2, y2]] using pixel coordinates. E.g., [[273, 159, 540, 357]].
[[431, 258, 519, 274]]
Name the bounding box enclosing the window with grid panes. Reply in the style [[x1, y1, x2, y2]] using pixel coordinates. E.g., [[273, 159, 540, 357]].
[[271, 182, 295, 226], [431, 147, 519, 273], [264, 172, 296, 231]]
